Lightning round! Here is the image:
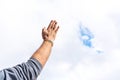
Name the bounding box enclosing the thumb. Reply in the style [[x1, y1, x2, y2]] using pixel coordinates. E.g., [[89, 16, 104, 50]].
[[43, 27, 48, 35]]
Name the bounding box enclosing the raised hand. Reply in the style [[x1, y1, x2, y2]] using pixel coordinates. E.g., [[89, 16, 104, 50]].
[[42, 20, 59, 42]]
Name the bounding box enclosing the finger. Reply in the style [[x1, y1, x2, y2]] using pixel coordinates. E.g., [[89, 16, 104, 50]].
[[55, 26, 59, 33], [50, 20, 56, 30], [42, 27, 45, 33], [42, 27, 48, 39], [53, 21, 57, 30], [43, 27, 48, 34], [47, 20, 54, 30], [42, 27, 45, 35], [42, 27, 45, 39]]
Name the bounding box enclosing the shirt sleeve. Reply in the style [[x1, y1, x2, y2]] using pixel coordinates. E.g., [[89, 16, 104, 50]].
[[0, 58, 42, 80]]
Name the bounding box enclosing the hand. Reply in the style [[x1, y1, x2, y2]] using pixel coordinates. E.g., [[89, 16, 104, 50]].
[[42, 20, 59, 41]]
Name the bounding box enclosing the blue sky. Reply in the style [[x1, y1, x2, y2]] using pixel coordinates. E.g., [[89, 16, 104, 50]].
[[0, 0, 120, 80], [79, 24, 94, 48]]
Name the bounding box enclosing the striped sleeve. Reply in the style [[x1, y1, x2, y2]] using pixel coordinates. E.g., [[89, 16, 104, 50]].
[[0, 58, 42, 80]]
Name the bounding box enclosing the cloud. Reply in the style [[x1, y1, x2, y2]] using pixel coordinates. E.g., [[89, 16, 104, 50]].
[[79, 24, 94, 48]]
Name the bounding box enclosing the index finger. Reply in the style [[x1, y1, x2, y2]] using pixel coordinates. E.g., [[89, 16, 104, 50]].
[[47, 20, 54, 30]]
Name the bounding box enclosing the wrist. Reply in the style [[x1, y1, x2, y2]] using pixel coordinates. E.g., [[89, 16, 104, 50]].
[[44, 39, 53, 47]]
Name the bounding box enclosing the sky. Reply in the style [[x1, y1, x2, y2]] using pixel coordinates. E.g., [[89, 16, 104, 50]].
[[0, 0, 120, 80]]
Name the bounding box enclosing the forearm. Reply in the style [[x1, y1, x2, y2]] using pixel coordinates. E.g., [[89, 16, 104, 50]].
[[32, 20, 59, 67], [31, 40, 53, 67]]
